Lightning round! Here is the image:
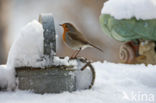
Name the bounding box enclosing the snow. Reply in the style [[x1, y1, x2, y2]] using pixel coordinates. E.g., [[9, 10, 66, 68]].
[[53, 56, 78, 67], [75, 68, 92, 90], [0, 65, 16, 91], [101, 0, 156, 20], [0, 20, 45, 90], [75, 59, 93, 90], [0, 65, 10, 90], [7, 20, 44, 68], [1, 62, 156, 103]]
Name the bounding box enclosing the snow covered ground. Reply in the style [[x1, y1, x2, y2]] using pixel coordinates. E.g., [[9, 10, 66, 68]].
[[0, 62, 156, 103]]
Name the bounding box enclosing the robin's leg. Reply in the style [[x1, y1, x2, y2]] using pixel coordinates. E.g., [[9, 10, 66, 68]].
[[73, 48, 81, 58], [70, 50, 78, 59], [70, 48, 81, 59]]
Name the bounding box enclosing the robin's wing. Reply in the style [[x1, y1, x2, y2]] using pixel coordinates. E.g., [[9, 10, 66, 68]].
[[68, 31, 104, 52], [67, 31, 89, 44]]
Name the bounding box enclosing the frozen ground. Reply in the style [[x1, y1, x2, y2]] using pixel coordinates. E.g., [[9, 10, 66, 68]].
[[0, 62, 156, 103]]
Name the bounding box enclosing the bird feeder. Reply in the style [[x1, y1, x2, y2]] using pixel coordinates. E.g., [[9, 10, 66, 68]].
[[100, 14, 156, 65], [16, 13, 95, 94]]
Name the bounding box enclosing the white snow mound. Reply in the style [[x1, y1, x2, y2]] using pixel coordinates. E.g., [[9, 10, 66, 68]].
[[101, 0, 156, 20], [7, 20, 44, 67]]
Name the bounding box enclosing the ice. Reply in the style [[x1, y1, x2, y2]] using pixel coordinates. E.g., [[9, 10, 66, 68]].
[[101, 0, 156, 20]]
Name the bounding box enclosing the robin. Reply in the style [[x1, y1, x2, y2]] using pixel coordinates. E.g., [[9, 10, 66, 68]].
[[60, 23, 103, 59]]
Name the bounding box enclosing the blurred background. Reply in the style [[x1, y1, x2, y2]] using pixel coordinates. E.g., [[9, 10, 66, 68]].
[[0, 0, 121, 64]]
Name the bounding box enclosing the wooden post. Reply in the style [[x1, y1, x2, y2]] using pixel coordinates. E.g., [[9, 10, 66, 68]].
[[39, 13, 56, 63]]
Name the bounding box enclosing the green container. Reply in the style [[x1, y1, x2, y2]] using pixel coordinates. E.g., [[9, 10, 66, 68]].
[[99, 14, 156, 42]]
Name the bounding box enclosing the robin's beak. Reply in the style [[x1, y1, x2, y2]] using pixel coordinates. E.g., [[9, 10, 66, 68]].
[[59, 24, 63, 26]]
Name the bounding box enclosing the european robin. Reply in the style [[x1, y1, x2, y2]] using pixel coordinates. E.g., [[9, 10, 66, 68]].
[[60, 23, 103, 58]]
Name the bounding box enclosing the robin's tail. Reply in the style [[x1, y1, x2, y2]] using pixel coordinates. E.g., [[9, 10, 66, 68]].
[[88, 42, 104, 53]]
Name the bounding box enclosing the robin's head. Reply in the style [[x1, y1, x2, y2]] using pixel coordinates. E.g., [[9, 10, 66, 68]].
[[60, 23, 77, 32]]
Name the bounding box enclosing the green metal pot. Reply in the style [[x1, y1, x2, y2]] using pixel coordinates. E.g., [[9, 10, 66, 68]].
[[100, 14, 156, 42]]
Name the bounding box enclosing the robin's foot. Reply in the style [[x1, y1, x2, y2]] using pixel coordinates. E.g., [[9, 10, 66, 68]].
[[69, 48, 81, 60], [69, 56, 77, 60], [68, 56, 77, 63]]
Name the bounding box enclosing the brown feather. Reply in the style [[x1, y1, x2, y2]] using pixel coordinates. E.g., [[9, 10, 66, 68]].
[[67, 31, 103, 52], [67, 31, 88, 44]]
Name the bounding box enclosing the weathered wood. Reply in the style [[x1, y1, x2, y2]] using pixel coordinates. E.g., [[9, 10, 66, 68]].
[[39, 13, 56, 62]]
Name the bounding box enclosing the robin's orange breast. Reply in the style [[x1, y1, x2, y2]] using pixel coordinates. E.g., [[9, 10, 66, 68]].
[[62, 28, 69, 42]]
